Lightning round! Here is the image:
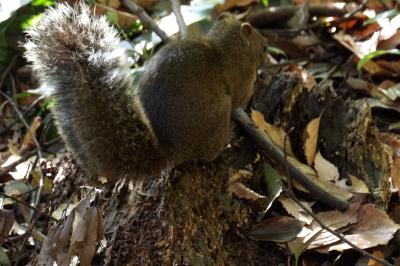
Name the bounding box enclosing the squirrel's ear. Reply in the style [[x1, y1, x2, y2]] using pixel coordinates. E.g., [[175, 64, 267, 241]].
[[240, 23, 253, 44]]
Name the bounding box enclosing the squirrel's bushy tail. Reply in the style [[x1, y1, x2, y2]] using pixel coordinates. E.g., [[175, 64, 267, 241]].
[[24, 3, 166, 179]]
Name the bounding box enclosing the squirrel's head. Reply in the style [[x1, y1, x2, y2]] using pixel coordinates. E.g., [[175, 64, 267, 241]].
[[208, 15, 268, 68], [207, 15, 268, 108]]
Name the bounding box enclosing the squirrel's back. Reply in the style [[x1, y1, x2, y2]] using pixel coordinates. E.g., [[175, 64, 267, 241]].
[[24, 3, 167, 179], [24, 3, 267, 179]]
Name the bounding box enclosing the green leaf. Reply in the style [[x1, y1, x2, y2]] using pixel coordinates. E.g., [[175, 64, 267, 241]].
[[363, 9, 399, 26], [261, 0, 269, 7], [262, 163, 283, 213], [42, 98, 55, 111], [0, 0, 54, 67], [357, 49, 400, 70], [267, 46, 286, 57], [12, 91, 33, 101], [31, 0, 54, 6], [21, 13, 43, 29]]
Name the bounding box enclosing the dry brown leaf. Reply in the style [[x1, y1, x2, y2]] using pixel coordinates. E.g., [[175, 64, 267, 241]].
[[303, 117, 320, 165], [379, 31, 400, 50], [376, 59, 400, 74], [345, 77, 392, 103], [333, 31, 390, 75], [348, 175, 369, 193], [379, 132, 400, 193], [368, 249, 385, 266], [313, 151, 339, 182], [366, 1, 395, 11], [55, 205, 75, 265], [378, 83, 400, 102], [288, 156, 353, 201], [392, 158, 400, 191], [290, 198, 362, 250], [279, 196, 314, 225], [317, 204, 400, 252], [251, 110, 295, 157], [38, 197, 104, 266], [229, 169, 253, 183], [37, 225, 61, 266], [228, 182, 266, 201], [249, 216, 305, 242], [336, 175, 369, 194], [76, 208, 102, 265]]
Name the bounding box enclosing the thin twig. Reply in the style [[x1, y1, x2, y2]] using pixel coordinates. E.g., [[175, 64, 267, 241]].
[[282, 186, 393, 266], [278, 117, 392, 266], [0, 149, 38, 176], [334, 0, 368, 25], [170, 0, 187, 38], [0, 95, 45, 135], [0, 91, 43, 159], [233, 108, 350, 210], [0, 55, 18, 89], [0, 192, 56, 222], [0, 137, 61, 176], [42, 136, 62, 147], [121, 0, 170, 43], [0, 91, 47, 214], [283, 127, 294, 193]]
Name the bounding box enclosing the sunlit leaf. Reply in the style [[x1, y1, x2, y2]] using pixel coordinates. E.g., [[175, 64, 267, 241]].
[[268, 46, 287, 57], [31, 0, 54, 6], [357, 49, 400, 70], [263, 164, 282, 212]]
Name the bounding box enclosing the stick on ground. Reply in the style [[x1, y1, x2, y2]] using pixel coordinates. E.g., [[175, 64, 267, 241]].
[[233, 108, 350, 211]]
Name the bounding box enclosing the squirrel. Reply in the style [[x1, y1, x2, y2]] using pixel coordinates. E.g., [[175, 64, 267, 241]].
[[24, 3, 267, 180]]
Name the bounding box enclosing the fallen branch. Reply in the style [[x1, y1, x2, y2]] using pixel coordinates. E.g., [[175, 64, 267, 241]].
[[248, 5, 347, 28], [121, 0, 170, 43], [233, 108, 350, 211], [170, 0, 187, 38]]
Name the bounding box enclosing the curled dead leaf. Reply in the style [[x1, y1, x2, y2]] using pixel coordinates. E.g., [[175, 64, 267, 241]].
[[251, 110, 295, 157], [279, 196, 314, 225], [314, 204, 400, 252], [313, 151, 339, 182], [229, 181, 266, 201], [303, 117, 320, 166], [37, 197, 104, 266], [249, 216, 305, 242]]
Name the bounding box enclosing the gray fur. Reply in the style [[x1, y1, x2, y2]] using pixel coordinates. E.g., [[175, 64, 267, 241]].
[[24, 3, 165, 179], [24, 3, 267, 180]]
